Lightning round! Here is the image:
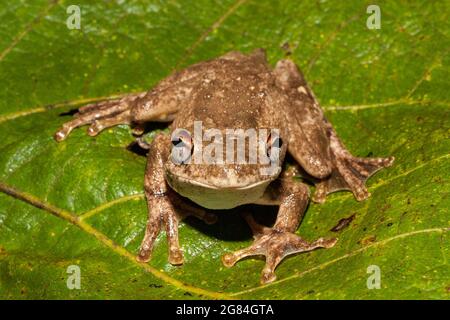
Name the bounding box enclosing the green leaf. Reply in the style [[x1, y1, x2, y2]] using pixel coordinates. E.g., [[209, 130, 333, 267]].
[[0, 0, 448, 299]]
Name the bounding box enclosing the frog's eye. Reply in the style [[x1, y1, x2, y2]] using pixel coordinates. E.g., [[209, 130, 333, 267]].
[[171, 129, 193, 164], [266, 132, 283, 162]]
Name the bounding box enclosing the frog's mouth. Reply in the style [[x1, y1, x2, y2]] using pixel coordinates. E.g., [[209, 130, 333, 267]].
[[164, 170, 278, 210], [172, 175, 272, 190]]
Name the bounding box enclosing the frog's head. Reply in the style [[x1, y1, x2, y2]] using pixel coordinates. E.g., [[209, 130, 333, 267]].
[[164, 71, 288, 209], [164, 123, 287, 210]]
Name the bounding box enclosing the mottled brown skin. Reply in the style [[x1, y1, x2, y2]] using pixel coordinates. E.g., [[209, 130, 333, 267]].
[[54, 49, 394, 284]]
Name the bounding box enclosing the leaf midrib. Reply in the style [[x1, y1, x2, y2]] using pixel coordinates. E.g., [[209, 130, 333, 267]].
[[0, 181, 233, 299]]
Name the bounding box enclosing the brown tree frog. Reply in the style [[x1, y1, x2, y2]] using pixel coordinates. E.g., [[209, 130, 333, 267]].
[[54, 49, 394, 284]]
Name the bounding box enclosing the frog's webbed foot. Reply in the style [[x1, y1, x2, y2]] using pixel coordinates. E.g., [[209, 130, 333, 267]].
[[170, 194, 218, 225], [137, 190, 217, 265], [222, 213, 337, 284], [54, 92, 146, 141], [313, 151, 395, 203]]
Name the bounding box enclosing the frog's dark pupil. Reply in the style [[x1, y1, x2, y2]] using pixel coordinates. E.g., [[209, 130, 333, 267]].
[[272, 137, 283, 148], [172, 137, 184, 147]]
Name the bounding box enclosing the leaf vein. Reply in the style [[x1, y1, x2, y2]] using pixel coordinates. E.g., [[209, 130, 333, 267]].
[[175, 0, 248, 69], [0, 0, 60, 62], [0, 181, 232, 300], [230, 227, 449, 296]]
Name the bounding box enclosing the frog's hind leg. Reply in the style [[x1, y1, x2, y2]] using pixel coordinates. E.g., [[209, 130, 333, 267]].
[[170, 195, 218, 225], [313, 134, 394, 203], [273, 59, 394, 203]]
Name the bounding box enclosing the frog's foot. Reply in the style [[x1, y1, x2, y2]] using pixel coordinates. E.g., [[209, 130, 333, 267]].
[[137, 191, 217, 265], [313, 154, 394, 203], [171, 195, 218, 225], [54, 93, 145, 141], [222, 213, 337, 284]]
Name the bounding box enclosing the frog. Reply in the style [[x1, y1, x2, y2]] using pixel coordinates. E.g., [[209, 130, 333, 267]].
[[54, 49, 394, 284]]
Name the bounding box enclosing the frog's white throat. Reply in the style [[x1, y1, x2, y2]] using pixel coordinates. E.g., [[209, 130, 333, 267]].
[[164, 170, 279, 210]]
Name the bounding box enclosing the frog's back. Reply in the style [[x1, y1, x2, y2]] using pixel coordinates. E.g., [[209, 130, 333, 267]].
[[176, 50, 285, 131]]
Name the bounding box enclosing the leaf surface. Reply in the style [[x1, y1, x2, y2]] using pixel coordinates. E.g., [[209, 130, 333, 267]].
[[0, 0, 448, 299]]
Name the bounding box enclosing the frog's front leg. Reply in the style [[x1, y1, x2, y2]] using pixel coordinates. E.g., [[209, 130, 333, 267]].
[[222, 179, 337, 284], [137, 133, 217, 265], [313, 137, 394, 203], [54, 65, 206, 141]]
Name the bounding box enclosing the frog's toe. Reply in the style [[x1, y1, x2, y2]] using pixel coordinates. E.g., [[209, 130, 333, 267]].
[[313, 155, 394, 203], [181, 208, 218, 225], [136, 221, 161, 263], [54, 128, 70, 142], [168, 247, 184, 265], [86, 110, 131, 137], [172, 197, 218, 225], [222, 230, 337, 284], [136, 247, 152, 263], [54, 95, 140, 141], [76, 99, 119, 114], [131, 124, 146, 137]]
